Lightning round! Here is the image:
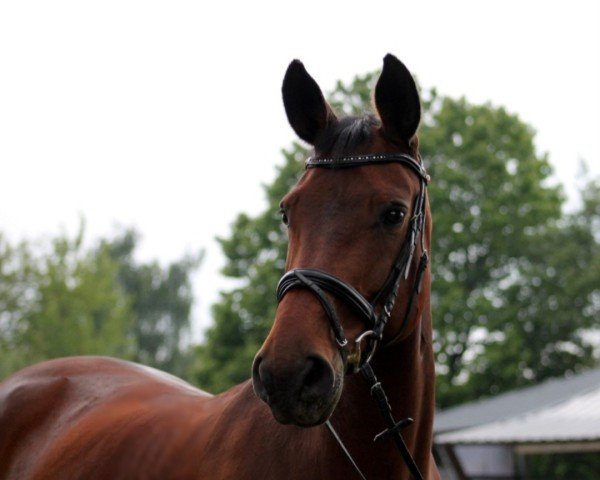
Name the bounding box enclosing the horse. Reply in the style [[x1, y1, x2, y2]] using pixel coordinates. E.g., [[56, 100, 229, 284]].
[[0, 54, 439, 479]]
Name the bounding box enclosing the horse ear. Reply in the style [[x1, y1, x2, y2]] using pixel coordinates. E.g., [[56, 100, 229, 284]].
[[374, 54, 421, 144], [282, 60, 337, 145]]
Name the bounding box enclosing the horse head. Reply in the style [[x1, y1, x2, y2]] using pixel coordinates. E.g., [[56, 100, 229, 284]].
[[252, 54, 430, 428]]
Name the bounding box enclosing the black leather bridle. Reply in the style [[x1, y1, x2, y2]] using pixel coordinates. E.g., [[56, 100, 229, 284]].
[[277, 153, 430, 370], [275, 152, 430, 480]]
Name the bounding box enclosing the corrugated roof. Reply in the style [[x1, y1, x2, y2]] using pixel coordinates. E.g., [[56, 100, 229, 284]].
[[434, 367, 600, 434], [436, 385, 600, 444]]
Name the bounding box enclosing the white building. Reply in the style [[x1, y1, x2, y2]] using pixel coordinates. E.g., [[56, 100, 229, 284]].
[[434, 367, 600, 479]]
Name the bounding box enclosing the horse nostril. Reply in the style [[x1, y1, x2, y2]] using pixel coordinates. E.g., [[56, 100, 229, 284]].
[[301, 356, 334, 399], [251, 355, 269, 402]]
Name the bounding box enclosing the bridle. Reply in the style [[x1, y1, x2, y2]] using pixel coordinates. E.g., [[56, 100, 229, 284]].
[[275, 152, 430, 480], [277, 153, 430, 370]]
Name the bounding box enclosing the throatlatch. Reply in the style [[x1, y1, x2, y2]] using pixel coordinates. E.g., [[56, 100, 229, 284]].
[[275, 152, 429, 480]]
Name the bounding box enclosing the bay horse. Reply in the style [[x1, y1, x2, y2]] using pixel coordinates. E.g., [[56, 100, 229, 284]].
[[0, 54, 439, 479]]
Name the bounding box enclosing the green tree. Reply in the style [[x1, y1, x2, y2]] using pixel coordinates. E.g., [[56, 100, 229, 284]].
[[103, 229, 202, 378], [458, 177, 600, 401], [420, 94, 598, 405], [193, 71, 600, 404], [0, 226, 202, 381], [0, 227, 134, 380], [526, 451, 600, 479], [0, 235, 36, 378]]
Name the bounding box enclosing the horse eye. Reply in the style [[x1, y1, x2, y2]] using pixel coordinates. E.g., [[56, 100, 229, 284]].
[[279, 208, 289, 226], [382, 206, 406, 226]]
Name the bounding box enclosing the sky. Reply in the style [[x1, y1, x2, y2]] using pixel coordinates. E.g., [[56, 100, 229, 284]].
[[1, 1, 599, 340]]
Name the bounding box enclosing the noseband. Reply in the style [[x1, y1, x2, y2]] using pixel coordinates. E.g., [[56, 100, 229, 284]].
[[275, 152, 429, 480]]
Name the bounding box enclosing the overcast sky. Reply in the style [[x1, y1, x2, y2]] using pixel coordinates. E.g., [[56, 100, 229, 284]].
[[1, 1, 598, 339]]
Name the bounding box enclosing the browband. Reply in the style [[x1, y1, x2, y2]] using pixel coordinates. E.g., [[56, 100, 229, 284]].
[[306, 153, 430, 184]]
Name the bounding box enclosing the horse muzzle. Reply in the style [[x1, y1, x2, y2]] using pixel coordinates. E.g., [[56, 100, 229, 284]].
[[252, 353, 342, 426]]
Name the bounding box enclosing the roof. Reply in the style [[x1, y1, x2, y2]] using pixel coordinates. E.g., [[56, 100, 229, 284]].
[[434, 367, 600, 445]]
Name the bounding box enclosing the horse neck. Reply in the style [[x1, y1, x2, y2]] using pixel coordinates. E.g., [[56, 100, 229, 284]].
[[331, 306, 436, 479]]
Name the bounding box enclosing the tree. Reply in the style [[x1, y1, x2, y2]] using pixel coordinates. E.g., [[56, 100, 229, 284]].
[[419, 95, 597, 405], [463, 179, 600, 394], [0, 226, 202, 382], [0, 235, 36, 378], [0, 227, 134, 380], [103, 229, 202, 378], [193, 71, 600, 405]]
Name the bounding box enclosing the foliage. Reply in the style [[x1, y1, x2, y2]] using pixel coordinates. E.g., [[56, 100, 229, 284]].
[[0, 227, 134, 380], [418, 96, 598, 406], [0, 236, 36, 378], [0, 226, 201, 381], [103, 229, 202, 378], [194, 71, 599, 407], [457, 177, 600, 401], [526, 452, 600, 479]]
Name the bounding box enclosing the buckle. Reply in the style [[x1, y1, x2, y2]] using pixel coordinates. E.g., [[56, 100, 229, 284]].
[[374, 417, 414, 443]]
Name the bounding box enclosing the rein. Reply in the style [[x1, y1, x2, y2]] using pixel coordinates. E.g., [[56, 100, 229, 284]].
[[275, 152, 429, 480]]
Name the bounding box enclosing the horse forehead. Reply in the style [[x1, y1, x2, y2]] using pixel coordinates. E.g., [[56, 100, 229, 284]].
[[292, 164, 416, 208]]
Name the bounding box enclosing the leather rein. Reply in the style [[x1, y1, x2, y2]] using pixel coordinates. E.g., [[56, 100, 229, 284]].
[[276, 152, 430, 480]]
